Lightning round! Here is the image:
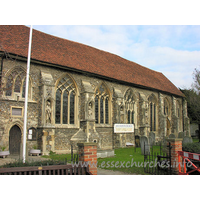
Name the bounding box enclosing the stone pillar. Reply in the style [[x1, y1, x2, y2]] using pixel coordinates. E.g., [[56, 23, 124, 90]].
[[77, 142, 97, 175], [42, 130, 48, 155], [167, 138, 183, 175]]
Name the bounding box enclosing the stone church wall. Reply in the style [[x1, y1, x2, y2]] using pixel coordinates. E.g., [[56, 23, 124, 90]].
[[0, 58, 190, 155]]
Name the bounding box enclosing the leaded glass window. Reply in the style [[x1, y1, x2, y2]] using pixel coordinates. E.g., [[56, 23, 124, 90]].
[[14, 76, 21, 93], [105, 97, 109, 124], [124, 89, 135, 124], [128, 110, 131, 124], [55, 75, 76, 125], [55, 89, 61, 124], [70, 92, 75, 124], [95, 83, 110, 124], [22, 79, 26, 98], [6, 75, 13, 96], [132, 111, 134, 124], [100, 97, 104, 123], [5, 69, 31, 99], [63, 90, 68, 124], [148, 94, 157, 131], [95, 96, 99, 123]]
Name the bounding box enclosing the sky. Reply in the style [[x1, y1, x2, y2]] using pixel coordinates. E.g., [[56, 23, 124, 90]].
[[2, 0, 200, 90], [30, 25, 200, 89]]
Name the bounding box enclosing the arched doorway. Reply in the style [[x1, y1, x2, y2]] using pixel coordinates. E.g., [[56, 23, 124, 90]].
[[9, 125, 22, 155]]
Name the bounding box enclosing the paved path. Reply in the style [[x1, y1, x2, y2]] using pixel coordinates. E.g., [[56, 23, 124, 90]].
[[97, 168, 139, 175]]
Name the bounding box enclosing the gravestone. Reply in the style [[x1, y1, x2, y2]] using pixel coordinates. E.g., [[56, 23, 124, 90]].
[[163, 136, 168, 144], [140, 136, 150, 155], [178, 132, 185, 138], [149, 132, 155, 143], [169, 134, 175, 139], [149, 136, 154, 147], [182, 136, 193, 145]]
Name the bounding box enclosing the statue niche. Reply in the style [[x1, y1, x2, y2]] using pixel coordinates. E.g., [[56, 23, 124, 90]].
[[87, 101, 94, 120], [46, 100, 52, 124]]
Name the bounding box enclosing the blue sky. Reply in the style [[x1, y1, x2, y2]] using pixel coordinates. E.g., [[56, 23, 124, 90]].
[[30, 25, 200, 89]]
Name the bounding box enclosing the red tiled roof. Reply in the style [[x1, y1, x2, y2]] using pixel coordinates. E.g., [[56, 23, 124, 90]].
[[0, 25, 184, 97]]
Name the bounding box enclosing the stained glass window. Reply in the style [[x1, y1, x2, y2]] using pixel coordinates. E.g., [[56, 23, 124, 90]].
[[55, 75, 76, 125]]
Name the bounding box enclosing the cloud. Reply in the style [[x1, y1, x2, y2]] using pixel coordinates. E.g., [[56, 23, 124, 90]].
[[33, 25, 200, 89], [127, 43, 200, 88]]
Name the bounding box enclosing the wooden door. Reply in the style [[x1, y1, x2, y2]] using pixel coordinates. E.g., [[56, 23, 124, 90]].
[[9, 125, 21, 155]]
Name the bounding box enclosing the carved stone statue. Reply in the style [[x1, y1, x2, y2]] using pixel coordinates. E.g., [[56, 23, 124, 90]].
[[46, 100, 51, 124], [88, 102, 93, 119]]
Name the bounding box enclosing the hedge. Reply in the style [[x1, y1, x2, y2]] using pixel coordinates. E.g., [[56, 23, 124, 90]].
[[182, 142, 200, 154]]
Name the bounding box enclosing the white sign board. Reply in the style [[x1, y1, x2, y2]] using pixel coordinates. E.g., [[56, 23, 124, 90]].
[[114, 124, 134, 133]]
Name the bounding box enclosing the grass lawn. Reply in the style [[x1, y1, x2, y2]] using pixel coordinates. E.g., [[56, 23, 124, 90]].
[[42, 153, 71, 163], [97, 146, 161, 175], [41, 147, 162, 175], [193, 138, 199, 143]]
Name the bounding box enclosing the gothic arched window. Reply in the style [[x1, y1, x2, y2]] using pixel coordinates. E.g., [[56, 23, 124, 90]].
[[176, 100, 182, 131], [148, 94, 157, 131], [5, 69, 31, 99], [95, 83, 110, 124], [124, 89, 135, 124], [5, 74, 13, 96], [55, 75, 76, 125]]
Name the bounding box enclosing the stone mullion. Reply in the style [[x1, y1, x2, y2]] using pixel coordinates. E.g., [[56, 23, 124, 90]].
[[103, 96, 105, 124], [61, 91, 63, 124], [68, 91, 70, 124], [98, 96, 100, 124]]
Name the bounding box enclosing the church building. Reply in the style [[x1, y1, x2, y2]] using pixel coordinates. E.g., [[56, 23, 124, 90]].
[[0, 25, 190, 156]]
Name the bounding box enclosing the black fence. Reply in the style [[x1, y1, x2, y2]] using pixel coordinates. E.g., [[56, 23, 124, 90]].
[[144, 142, 172, 175]]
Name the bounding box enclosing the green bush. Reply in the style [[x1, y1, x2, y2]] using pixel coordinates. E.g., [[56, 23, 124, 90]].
[[182, 142, 200, 153], [0, 159, 67, 168]]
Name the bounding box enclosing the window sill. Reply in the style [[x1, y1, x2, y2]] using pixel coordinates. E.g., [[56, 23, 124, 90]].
[[54, 124, 79, 129], [95, 124, 112, 128], [0, 96, 37, 103]]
